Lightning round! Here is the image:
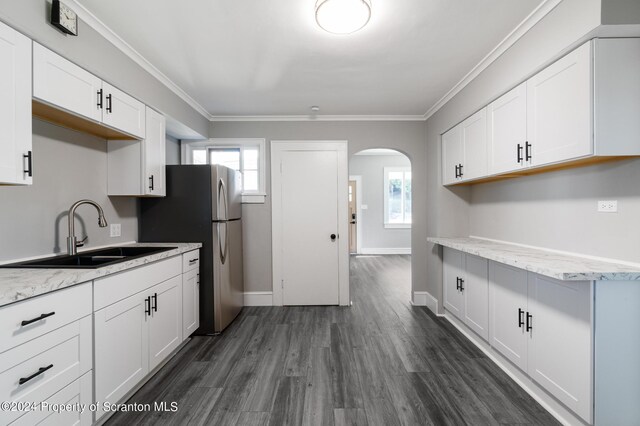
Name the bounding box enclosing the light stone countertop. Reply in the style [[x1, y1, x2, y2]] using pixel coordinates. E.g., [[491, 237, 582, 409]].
[[428, 237, 640, 281], [0, 242, 202, 307]]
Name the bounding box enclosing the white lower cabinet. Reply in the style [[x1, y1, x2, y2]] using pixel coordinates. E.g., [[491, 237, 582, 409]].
[[443, 248, 489, 341], [93, 255, 186, 421]]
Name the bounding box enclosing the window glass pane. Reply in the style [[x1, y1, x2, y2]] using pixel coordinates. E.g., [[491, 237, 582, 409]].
[[243, 170, 259, 191], [388, 172, 404, 223], [404, 172, 412, 223], [192, 149, 207, 165], [210, 148, 240, 170], [243, 148, 259, 170]]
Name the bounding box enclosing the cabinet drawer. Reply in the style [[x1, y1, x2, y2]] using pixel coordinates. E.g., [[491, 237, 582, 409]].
[[182, 250, 200, 273], [94, 255, 182, 310], [0, 317, 92, 425], [9, 371, 92, 426], [0, 283, 91, 354]]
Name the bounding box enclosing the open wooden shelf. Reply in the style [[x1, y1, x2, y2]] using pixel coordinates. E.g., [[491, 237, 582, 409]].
[[32, 100, 138, 141]]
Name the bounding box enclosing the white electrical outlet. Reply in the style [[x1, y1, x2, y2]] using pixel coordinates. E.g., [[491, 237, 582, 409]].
[[110, 223, 122, 237], [597, 200, 618, 213]]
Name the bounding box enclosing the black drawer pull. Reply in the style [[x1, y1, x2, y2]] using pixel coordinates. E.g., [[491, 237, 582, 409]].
[[21, 312, 55, 327], [97, 89, 103, 109], [149, 175, 154, 191], [19, 364, 53, 385], [526, 312, 533, 332], [189, 258, 198, 264], [23, 151, 33, 177], [458, 164, 464, 178], [525, 142, 532, 161], [145, 296, 151, 316], [459, 278, 464, 292], [152, 293, 158, 312], [106, 94, 113, 113], [517, 144, 523, 163], [518, 308, 525, 328]]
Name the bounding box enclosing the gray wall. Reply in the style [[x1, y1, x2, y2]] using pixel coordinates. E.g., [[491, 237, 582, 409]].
[[349, 153, 411, 251], [602, 0, 640, 25], [0, 0, 208, 138], [0, 120, 138, 262], [209, 121, 427, 295], [165, 135, 180, 165], [425, 0, 603, 310]]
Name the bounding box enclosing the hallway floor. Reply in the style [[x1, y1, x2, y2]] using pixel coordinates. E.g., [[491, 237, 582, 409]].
[[107, 255, 559, 425]]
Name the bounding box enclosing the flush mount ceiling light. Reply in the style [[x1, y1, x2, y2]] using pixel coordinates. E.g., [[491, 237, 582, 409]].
[[315, 0, 372, 35]]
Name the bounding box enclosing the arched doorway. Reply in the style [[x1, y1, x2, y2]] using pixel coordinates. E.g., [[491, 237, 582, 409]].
[[349, 148, 412, 303]]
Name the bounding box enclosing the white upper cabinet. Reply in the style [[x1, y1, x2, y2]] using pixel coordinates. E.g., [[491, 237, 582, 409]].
[[526, 42, 593, 167], [107, 107, 166, 197], [442, 124, 463, 185], [0, 22, 32, 185], [33, 42, 147, 140], [488, 83, 527, 175], [143, 107, 166, 196], [102, 82, 146, 139], [459, 109, 488, 181], [33, 43, 102, 123]]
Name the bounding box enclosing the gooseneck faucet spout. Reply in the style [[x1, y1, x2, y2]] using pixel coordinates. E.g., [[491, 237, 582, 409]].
[[67, 199, 108, 256]]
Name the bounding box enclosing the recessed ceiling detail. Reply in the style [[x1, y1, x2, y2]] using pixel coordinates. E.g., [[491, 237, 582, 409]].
[[315, 0, 372, 35], [75, 0, 546, 118]]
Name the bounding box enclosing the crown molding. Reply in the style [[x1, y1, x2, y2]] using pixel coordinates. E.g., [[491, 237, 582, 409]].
[[68, 0, 213, 120], [210, 114, 426, 122], [422, 0, 563, 121]]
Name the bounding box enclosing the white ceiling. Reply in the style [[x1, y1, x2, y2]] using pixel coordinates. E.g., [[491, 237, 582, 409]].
[[76, 0, 544, 118]]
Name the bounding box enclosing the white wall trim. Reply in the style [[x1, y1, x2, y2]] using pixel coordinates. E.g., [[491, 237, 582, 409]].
[[210, 115, 426, 122], [411, 291, 441, 316], [423, 0, 563, 120], [65, 0, 212, 120], [359, 248, 411, 255], [244, 291, 273, 306]]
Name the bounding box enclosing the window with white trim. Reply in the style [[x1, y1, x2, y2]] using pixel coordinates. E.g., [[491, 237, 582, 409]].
[[384, 167, 411, 228], [183, 139, 266, 203]]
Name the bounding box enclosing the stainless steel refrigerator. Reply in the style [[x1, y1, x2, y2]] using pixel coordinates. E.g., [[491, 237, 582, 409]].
[[139, 165, 244, 334]]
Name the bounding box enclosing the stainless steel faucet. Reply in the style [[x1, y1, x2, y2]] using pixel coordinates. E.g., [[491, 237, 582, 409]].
[[67, 199, 108, 256]]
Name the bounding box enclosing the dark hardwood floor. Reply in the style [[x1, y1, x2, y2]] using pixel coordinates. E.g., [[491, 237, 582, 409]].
[[107, 255, 559, 426]]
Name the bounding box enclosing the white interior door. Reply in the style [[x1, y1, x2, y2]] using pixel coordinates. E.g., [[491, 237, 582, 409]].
[[272, 141, 349, 306]]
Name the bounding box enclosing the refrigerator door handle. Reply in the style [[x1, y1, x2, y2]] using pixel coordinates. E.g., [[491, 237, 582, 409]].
[[218, 222, 228, 265], [218, 178, 229, 221]]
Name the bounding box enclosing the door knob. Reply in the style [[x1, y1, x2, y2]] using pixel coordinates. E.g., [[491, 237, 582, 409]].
[[330, 234, 337, 241]]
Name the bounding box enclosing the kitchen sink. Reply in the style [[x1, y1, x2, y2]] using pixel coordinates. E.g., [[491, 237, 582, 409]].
[[0, 246, 177, 269]]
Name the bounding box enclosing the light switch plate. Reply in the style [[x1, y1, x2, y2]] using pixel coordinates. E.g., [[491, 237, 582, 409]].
[[597, 200, 618, 213], [110, 223, 121, 237]]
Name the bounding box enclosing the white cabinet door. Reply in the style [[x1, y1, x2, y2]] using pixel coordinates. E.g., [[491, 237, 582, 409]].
[[148, 276, 183, 370], [527, 42, 593, 167], [443, 248, 465, 320], [489, 261, 528, 371], [143, 107, 166, 196], [0, 22, 32, 185], [527, 274, 593, 423], [488, 82, 527, 175], [441, 125, 463, 185], [463, 254, 489, 341], [33, 43, 102, 123], [182, 268, 200, 339], [460, 109, 487, 181], [102, 82, 146, 139], [94, 294, 149, 420]]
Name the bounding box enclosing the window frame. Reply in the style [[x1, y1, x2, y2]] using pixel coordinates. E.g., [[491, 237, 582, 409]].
[[182, 138, 266, 204], [383, 166, 412, 229]]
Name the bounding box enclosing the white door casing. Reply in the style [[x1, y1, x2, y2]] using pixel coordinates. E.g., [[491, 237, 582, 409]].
[[272, 141, 349, 306], [348, 175, 362, 255]]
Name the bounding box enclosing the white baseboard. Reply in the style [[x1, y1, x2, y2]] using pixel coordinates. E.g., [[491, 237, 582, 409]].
[[244, 291, 273, 306], [412, 291, 441, 315], [359, 248, 411, 255]]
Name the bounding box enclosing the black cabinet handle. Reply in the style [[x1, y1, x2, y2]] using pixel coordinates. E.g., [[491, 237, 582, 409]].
[[106, 94, 112, 113], [459, 278, 464, 292], [526, 312, 533, 332], [149, 175, 154, 191], [518, 308, 525, 328], [455, 277, 460, 291], [19, 364, 53, 385], [145, 296, 151, 316], [97, 89, 103, 109], [525, 142, 532, 162], [458, 164, 464, 178], [189, 258, 198, 265], [454, 165, 459, 178], [517, 144, 523, 163], [152, 293, 158, 312], [21, 312, 55, 327], [23, 151, 32, 177]]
